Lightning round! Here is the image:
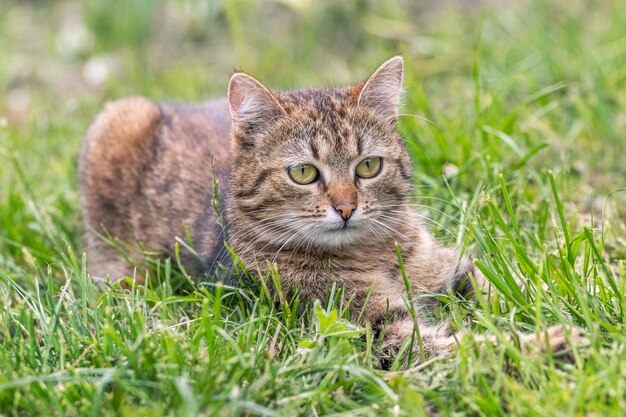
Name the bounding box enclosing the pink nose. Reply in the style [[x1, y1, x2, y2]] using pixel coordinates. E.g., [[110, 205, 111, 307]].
[[333, 202, 356, 221]]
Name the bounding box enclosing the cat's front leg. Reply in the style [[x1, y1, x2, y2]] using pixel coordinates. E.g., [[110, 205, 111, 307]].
[[449, 257, 487, 299], [418, 246, 487, 299], [378, 315, 456, 368], [379, 314, 588, 368]]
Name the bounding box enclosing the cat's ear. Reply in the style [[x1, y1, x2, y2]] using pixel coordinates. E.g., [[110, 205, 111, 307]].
[[357, 56, 404, 121], [228, 72, 285, 135]]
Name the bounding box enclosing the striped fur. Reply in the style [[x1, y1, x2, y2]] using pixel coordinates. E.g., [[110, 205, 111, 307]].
[[81, 57, 501, 365]]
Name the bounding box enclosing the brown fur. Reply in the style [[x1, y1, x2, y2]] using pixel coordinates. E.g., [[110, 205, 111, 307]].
[[80, 57, 584, 365], [80, 97, 231, 283]]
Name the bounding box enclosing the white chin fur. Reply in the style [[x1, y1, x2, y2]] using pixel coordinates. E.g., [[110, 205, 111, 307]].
[[311, 228, 367, 249]]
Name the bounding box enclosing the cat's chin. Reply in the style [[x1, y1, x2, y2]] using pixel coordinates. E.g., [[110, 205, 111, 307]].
[[311, 223, 368, 249]]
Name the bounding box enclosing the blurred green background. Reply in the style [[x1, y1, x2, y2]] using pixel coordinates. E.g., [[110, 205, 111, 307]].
[[1, 2, 626, 415]]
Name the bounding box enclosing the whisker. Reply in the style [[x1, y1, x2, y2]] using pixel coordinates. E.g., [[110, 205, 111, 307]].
[[210, 214, 299, 269], [397, 113, 441, 128], [366, 223, 394, 253], [376, 211, 459, 240], [369, 218, 414, 245], [371, 203, 461, 224]]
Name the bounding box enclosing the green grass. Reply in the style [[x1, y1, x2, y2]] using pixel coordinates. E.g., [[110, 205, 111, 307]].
[[1, 0, 626, 415]]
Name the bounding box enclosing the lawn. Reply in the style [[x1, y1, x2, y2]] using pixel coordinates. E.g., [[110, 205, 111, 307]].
[[1, 0, 625, 415]]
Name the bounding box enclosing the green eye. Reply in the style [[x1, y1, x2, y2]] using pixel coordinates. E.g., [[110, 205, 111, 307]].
[[288, 164, 319, 185], [355, 157, 382, 179]]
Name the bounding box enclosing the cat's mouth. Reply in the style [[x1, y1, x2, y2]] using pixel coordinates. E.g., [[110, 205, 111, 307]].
[[301, 209, 369, 248], [321, 209, 367, 234], [298, 217, 368, 250], [324, 219, 359, 233]]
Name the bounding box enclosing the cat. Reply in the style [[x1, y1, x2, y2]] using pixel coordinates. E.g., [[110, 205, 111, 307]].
[[80, 56, 585, 365]]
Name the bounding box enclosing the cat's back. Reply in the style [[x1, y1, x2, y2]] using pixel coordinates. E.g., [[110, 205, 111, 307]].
[[80, 96, 231, 186], [80, 96, 232, 280]]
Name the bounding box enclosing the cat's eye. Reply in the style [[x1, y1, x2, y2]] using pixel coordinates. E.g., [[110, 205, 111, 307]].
[[288, 164, 319, 185], [355, 157, 382, 179]]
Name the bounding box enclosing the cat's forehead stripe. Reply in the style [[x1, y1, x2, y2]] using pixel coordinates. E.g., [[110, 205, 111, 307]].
[[279, 86, 356, 106], [310, 141, 320, 159]]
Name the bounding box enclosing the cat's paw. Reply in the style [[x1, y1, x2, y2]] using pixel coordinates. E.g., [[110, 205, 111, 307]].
[[378, 320, 456, 369], [521, 325, 589, 356]]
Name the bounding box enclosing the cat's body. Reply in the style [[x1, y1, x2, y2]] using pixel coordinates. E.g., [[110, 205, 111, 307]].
[[80, 97, 232, 281], [80, 57, 583, 363]]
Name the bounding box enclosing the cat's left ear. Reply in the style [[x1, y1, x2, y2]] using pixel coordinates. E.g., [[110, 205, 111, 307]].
[[357, 56, 404, 121]]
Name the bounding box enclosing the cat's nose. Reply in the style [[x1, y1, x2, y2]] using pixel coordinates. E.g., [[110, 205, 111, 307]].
[[333, 202, 357, 221]]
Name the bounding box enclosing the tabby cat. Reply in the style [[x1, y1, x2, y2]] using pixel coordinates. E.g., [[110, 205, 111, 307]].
[[80, 56, 584, 364]]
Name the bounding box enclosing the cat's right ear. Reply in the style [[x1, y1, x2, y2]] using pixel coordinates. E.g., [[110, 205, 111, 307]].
[[228, 73, 285, 137]]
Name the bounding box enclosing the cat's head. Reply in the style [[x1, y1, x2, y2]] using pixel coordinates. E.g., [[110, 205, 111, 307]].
[[226, 56, 413, 251]]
